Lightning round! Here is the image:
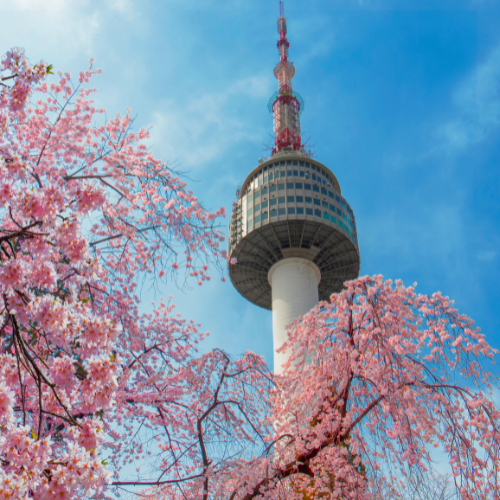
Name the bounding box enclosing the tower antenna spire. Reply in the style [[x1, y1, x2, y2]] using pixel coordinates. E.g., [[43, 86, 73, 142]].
[[268, 0, 305, 155]]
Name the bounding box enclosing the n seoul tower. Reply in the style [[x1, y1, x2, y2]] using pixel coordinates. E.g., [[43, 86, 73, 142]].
[[229, 1, 361, 374]]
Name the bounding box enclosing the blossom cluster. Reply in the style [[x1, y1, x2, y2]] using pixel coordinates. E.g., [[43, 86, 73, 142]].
[[1, 47, 49, 115], [0, 48, 225, 499], [0, 427, 110, 500]]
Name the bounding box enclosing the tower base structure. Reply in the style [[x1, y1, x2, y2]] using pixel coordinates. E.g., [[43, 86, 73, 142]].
[[268, 258, 320, 374]]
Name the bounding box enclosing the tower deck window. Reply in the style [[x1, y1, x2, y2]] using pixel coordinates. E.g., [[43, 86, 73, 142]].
[[278, 183, 285, 190], [295, 182, 303, 189], [288, 207, 296, 215], [304, 183, 311, 190], [278, 196, 285, 204], [313, 185, 319, 193], [270, 198, 277, 206], [296, 196, 303, 203], [287, 195, 294, 203], [278, 208, 286, 216]]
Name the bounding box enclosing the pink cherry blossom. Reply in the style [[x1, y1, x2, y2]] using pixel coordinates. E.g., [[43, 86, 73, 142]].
[[0, 381, 15, 427], [0, 49, 225, 499], [2, 48, 499, 500]]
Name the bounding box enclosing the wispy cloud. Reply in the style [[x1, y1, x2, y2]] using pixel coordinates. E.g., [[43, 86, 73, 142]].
[[0, 0, 68, 11], [363, 203, 465, 262], [438, 44, 500, 153], [292, 15, 337, 68], [148, 75, 272, 170], [0, 0, 102, 56], [359, 200, 485, 296], [477, 250, 497, 261], [105, 0, 132, 12]]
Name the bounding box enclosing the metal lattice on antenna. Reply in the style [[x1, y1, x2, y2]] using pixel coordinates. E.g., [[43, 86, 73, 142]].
[[270, 0, 305, 155]]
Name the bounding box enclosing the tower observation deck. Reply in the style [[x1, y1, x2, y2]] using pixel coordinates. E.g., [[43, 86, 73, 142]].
[[229, 2, 361, 374]]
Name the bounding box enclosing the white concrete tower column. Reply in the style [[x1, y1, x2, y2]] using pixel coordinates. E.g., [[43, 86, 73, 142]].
[[268, 258, 321, 375]]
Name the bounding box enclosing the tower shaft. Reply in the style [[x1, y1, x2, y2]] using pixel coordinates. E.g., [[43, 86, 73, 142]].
[[268, 258, 320, 374]]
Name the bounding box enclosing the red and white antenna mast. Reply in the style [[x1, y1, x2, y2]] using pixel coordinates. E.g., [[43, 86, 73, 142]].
[[268, 0, 305, 155]]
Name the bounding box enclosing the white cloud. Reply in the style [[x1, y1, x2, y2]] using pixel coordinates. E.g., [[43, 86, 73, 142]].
[[0, 0, 67, 11], [105, 0, 132, 12], [363, 203, 464, 262], [359, 201, 486, 298], [477, 250, 496, 261], [103, 0, 138, 20], [292, 15, 337, 68], [0, 0, 102, 58], [148, 75, 272, 170], [438, 44, 500, 153]]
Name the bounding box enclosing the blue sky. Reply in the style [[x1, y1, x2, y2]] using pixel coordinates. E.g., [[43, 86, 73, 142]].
[[2, 0, 500, 371]]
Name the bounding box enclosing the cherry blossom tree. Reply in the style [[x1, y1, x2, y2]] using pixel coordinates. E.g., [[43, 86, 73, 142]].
[[219, 275, 500, 500], [2, 49, 499, 500], [0, 48, 230, 499], [121, 276, 500, 500]]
